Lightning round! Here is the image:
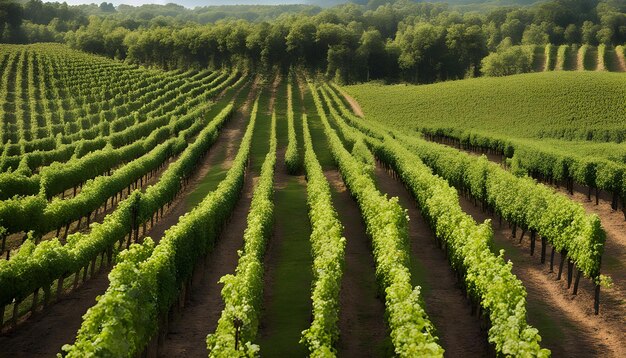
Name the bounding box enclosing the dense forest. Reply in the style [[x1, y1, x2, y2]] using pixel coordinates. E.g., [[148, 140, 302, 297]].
[[1, 0, 625, 82]]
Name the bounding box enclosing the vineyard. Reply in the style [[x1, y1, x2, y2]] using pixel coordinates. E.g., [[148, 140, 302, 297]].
[[0, 42, 624, 358]]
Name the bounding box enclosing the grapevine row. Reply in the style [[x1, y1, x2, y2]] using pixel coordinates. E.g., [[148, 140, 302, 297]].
[[0, 52, 211, 158], [399, 135, 605, 280], [0, 45, 194, 147], [420, 127, 626, 218], [61, 94, 257, 357], [0, 72, 245, 200], [309, 82, 444, 357], [299, 112, 346, 357], [0, 100, 219, 237], [206, 108, 277, 356], [0, 103, 234, 311], [321, 83, 549, 356], [373, 138, 549, 357], [285, 73, 300, 174], [0, 70, 237, 174]]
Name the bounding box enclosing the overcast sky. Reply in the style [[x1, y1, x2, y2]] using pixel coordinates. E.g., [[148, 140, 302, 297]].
[[47, 0, 306, 7]]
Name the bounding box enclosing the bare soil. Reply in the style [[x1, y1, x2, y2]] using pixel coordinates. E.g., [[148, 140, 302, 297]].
[[597, 49, 606, 71], [577, 47, 586, 71], [337, 88, 364, 118], [549, 184, 626, 313], [0, 83, 253, 357], [373, 162, 490, 357], [325, 169, 389, 357], [0, 267, 111, 357], [614, 48, 626, 72]]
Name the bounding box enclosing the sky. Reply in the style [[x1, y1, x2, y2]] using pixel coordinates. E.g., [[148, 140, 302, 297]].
[[48, 0, 307, 7]]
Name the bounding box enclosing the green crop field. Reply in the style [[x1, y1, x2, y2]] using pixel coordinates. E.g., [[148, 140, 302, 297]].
[[346, 72, 626, 143], [0, 0, 625, 357], [347, 72, 626, 221]]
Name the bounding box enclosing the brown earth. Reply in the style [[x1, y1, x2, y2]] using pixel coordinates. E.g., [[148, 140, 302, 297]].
[[0, 267, 111, 357], [336, 87, 364, 118], [614, 48, 626, 72], [577, 46, 586, 70]]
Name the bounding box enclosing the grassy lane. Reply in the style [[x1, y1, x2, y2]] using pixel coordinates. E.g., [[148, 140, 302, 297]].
[[258, 77, 314, 356], [185, 85, 251, 209], [258, 173, 313, 356], [291, 76, 305, 170], [300, 82, 334, 170], [250, 83, 273, 173]]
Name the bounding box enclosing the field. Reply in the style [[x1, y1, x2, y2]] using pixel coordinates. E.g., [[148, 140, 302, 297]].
[[0, 42, 624, 358], [348, 73, 626, 209]]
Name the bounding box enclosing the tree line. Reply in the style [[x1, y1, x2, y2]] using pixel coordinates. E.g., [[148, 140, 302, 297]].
[[1, 0, 625, 83]]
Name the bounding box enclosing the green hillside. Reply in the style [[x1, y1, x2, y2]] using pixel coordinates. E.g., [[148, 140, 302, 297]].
[[346, 72, 626, 143]]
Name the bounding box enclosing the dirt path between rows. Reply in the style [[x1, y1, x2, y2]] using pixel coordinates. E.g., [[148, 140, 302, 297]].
[[0, 268, 111, 357], [577, 47, 586, 71], [614, 47, 626, 72], [548, 184, 626, 320], [0, 82, 251, 357], [373, 162, 489, 357], [157, 81, 259, 358], [597, 48, 606, 71], [325, 169, 389, 357], [458, 195, 625, 357], [336, 86, 364, 118]]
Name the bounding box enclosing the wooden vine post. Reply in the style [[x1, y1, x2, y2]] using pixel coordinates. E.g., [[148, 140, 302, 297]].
[[594, 283, 600, 315], [233, 317, 243, 351], [0, 304, 4, 327], [56, 275, 65, 300], [557, 250, 566, 280], [0, 227, 6, 258]]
